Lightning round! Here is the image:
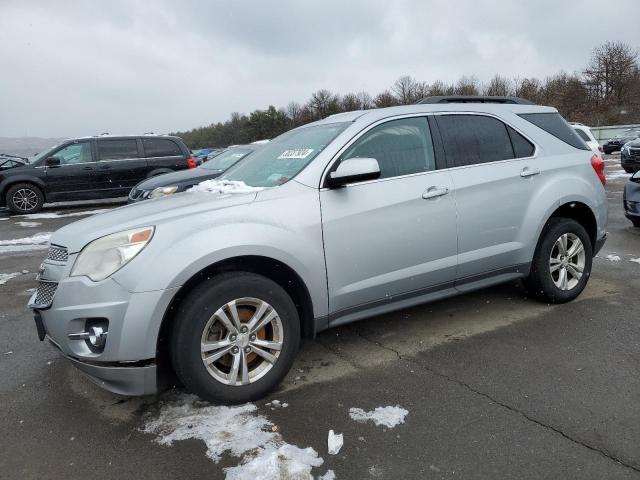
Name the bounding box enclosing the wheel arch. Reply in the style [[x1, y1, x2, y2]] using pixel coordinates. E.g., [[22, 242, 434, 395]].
[[545, 201, 597, 248], [1, 177, 48, 202], [156, 255, 316, 375], [146, 168, 173, 178]]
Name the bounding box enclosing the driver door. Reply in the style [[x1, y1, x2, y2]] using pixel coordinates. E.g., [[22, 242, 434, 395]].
[[320, 116, 458, 323], [44, 140, 96, 201]]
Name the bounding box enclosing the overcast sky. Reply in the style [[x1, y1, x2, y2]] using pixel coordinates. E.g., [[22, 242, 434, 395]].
[[1, 0, 638, 138]]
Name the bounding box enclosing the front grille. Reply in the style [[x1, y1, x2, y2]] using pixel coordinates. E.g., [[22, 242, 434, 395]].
[[47, 246, 68, 263], [629, 148, 640, 160], [34, 281, 58, 307]]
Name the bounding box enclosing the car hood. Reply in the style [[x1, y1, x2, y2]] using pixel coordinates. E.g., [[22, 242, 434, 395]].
[[134, 167, 224, 191], [625, 139, 640, 148], [50, 190, 257, 253]]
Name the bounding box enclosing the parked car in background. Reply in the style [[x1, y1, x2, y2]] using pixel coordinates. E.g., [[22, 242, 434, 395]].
[[0, 154, 29, 171], [128, 144, 260, 202], [624, 171, 640, 227], [0, 135, 194, 214], [620, 138, 640, 173], [603, 129, 640, 154], [30, 96, 607, 404], [571, 123, 603, 159]]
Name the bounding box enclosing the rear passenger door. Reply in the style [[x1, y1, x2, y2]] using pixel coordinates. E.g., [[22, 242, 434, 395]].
[[321, 116, 458, 319], [94, 138, 147, 197], [434, 113, 537, 284], [142, 137, 187, 174]]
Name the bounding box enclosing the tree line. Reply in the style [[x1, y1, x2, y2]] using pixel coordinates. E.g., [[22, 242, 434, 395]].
[[176, 41, 640, 149]]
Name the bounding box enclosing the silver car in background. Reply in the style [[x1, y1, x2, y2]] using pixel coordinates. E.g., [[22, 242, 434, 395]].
[[29, 96, 608, 404]]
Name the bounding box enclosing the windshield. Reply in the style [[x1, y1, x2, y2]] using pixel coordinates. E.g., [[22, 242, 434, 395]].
[[201, 148, 253, 171], [29, 145, 59, 164], [220, 122, 349, 187]]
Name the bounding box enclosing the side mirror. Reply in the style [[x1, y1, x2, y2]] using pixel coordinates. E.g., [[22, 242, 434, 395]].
[[327, 158, 380, 188], [46, 156, 61, 166]]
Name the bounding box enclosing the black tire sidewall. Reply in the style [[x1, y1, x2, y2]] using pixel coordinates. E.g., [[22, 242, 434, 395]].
[[530, 218, 593, 303], [171, 272, 300, 404], [6, 183, 44, 214]]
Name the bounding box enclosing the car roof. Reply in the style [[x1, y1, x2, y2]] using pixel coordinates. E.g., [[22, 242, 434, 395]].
[[72, 134, 183, 141], [310, 102, 557, 127]]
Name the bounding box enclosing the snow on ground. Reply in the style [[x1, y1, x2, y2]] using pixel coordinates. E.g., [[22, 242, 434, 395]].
[[630, 258, 640, 265], [606, 169, 630, 181], [0, 272, 22, 285], [14, 221, 41, 227], [603, 254, 622, 262], [189, 180, 264, 195], [327, 430, 343, 455], [349, 405, 408, 429], [142, 395, 330, 480], [16, 209, 108, 220], [0, 233, 51, 253]]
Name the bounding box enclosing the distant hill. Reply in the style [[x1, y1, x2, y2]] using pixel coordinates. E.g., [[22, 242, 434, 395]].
[[0, 137, 68, 157]]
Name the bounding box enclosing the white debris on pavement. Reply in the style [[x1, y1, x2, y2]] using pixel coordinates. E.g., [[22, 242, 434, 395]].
[[327, 430, 343, 455], [16, 209, 107, 220], [142, 394, 330, 480], [0, 233, 51, 253], [630, 258, 640, 265], [605, 254, 622, 262], [0, 272, 22, 285], [349, 405, 408, 428], [14, 221, 42, 227], [189, 179, 264, 195], [319, 470, 336, 480], [605, 169, 630, 181]]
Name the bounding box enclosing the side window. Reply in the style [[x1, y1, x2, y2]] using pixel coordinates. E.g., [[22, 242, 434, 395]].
[[52, 142, 92, 165], [437, 115, 515, 167], [142, 138, 182, 157], [507, 126, 535, 158], [519, 113, 590, 150], [340, 117, 435, 179], [97, 139, 139, 161]]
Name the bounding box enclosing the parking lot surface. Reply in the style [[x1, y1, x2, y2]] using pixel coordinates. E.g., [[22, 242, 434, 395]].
[[1, 157, 640, 479]]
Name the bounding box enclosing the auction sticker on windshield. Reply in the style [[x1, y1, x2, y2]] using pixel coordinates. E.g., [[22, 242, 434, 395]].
[[277, 148, 313, 160]]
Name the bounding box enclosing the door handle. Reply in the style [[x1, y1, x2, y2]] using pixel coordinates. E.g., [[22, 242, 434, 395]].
[[83, 166, 92, 170], [422, 186, 450, 200], [520, 167, 540, 178]]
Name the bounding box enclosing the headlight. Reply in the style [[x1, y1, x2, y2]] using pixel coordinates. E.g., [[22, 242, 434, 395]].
[[71, 226, 154, 281], [149, 186, 179, 198]]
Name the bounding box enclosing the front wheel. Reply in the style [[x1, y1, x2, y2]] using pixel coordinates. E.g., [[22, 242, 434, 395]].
[[524, 218, 593, 303], [6, 183, 44, 214], [632, 219, 640, 228], [171, 272, 300, 404]]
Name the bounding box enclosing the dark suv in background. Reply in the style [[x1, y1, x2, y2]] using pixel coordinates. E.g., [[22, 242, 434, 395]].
[[0, 135, 194, 214]]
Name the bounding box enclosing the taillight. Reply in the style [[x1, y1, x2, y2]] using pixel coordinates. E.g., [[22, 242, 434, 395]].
[[591, 155, 606, 186], [186, 157, 197, 169]]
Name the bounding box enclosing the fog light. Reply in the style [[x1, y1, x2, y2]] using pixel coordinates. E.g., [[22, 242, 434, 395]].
[[68, 325, 108, 348]]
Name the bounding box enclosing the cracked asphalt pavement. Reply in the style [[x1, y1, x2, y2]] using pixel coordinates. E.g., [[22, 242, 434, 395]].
[[1, 157, 640, 479]]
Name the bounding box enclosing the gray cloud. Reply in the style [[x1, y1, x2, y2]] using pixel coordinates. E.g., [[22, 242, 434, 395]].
[[1, 0, 638, 137]]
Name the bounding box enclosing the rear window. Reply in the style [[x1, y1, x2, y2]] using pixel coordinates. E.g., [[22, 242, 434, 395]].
[[142, 138, 183, 157], [98, 139, 139, 160], [573, 128, 591, 142], [519, 113, 590, 150], [437, 114, 515, 167]]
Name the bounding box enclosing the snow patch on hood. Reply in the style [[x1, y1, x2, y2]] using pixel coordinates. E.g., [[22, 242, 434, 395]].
[[0, 232, 51, 253], [349, 405, 408, 428], [189, 179, 264, 196], [141, 395, 328, 479], [14, 221, 41, 227]]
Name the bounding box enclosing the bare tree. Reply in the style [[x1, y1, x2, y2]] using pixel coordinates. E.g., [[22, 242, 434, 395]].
[[341, 93, 361, 112], [392, 75, 418, 104], [584, 41, 638, 104], [286, 101, 303, 126], [308, 89, 340, 119], [356, 91, 374, 109], [484, 75, 513, 96], [374, 90, 398, 108], [454, 75, 480, 95]]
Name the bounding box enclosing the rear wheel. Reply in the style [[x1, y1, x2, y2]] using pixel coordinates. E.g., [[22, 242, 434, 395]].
[[6, 183, 44, 214], [632, 219, 640, 228], [171, 272, 300, 404], [524, 218, 592, 303]]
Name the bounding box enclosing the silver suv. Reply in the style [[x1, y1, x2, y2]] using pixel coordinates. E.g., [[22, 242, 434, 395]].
[[29, 97, 608, 403]]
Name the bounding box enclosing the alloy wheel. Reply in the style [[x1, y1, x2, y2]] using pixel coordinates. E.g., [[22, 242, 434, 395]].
[[549, 233, 585, 291], [200, 297, 284, 386], [13, 188, 38, 211]]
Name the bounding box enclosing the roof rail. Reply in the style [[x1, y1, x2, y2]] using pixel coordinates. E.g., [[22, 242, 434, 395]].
[[417, 95, 534, 105]]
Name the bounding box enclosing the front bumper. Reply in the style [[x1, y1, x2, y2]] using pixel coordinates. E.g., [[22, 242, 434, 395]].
[[48, 336, 158, 395], [29, 269, 179, 396], [594, 233, 607, 256]]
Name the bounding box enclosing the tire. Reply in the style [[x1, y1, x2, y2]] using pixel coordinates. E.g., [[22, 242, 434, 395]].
[[524, 218, 593, 304], [623, 167, 634, 173], [632, 220, 640, 228], [6, 183, 44, 214], [171, 272, 300, 404]]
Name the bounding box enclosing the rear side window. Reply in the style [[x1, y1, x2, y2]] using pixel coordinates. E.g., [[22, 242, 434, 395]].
[[341, 117, 436, 179], [519, 113, 590, 150], [97, 139, 139, 160], [573, 128, 590, 142], [142, 138, 183, 157], [437, 115, 514, 167], [507, 126, 535, 157]]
